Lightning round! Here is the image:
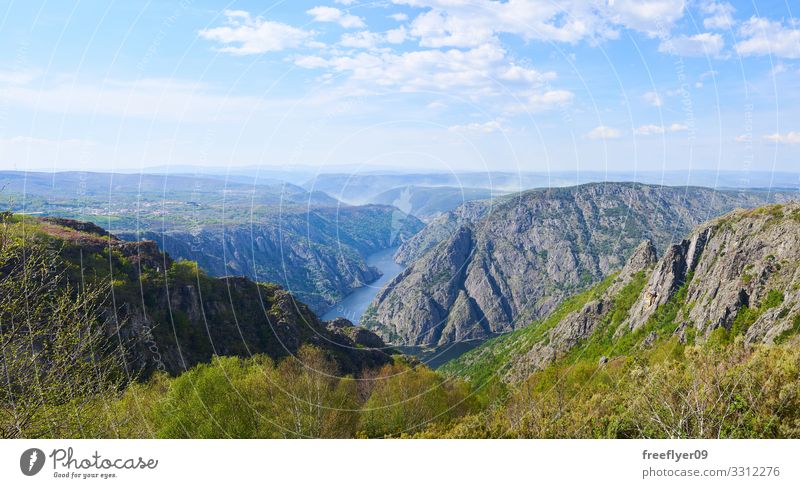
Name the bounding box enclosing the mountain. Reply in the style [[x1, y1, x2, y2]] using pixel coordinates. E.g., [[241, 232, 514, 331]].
[[0, 213, 395, 377], [368, 186, 500, 221], [304, 170, 800, 206], [0, 171, 424, 314], [0, 170, 339, 209], [365, 183, 793, 347], [442, 202, 800, 387], [118, 205, 423, 313], [303, 172, 543, 205], [394, 199, 495, 265]]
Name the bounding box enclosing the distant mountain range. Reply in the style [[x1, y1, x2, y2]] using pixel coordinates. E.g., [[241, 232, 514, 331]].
[[367, 185, 501, 221], [302, 169, 800, 205]]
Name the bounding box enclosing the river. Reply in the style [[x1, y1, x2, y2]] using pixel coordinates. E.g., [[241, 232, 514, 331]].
[[322, 246, 490, 367], [321, 247, 404, 324]]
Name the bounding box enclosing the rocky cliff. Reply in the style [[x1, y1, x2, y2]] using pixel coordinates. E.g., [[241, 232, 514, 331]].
[[394, 199, 494, 264], [443, 202, 800, 385], [5, 215, 395, 378], [622, 204, 800, 342], [119, 205, 423, 314], [368, 183, 790, 347]]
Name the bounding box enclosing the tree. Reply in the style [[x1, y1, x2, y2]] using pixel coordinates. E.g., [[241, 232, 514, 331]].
[[359, 360, 472, 438], [0, 214, 123, 438]]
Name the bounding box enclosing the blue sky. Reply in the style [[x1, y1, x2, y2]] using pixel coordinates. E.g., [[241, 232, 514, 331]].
[[0, 0, 798, 177]]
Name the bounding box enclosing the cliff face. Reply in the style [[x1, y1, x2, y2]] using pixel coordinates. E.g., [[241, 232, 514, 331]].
[[394, 199, 494, 265], [622, 204, 800, 342], [118, 205, 423, 314], [443, 203, 800, 386], [14, 216, 395, 378], [368, 183, 789, 347]]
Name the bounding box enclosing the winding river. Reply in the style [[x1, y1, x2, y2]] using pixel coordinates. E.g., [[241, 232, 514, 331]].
[[321, 247, 403, 324]]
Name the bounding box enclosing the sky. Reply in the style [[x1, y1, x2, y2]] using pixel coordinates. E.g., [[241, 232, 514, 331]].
[[0, 0, 798, 178]]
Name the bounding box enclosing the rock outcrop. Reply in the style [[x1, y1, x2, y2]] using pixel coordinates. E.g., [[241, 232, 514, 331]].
[[624, 227, 711, 331], [622, 204, 800, 342], [445, 202, 800, 386], [369, 183, 790, 347]]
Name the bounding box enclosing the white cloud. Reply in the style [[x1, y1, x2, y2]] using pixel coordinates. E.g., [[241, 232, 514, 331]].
[[307, 6, 365, 29], [391, 0, 686, 48], [449, 120, 504, 133], [0, 77, 263, 122], [604, 0, 687, 36], [427, 101, 447, 109], [634, 123, 688, 135], [587, 125, 622, 139], [734, 134, 751, 143], [519, 90, 574, 112], [770, 63, 788, 76], [0, 70, 39, 85], [336, 27, 408, 49], [658, 32, 724, 57], [735, 17, 800, 59], [642, 91, 662, 107], [386, 26, 408, 44], [340, 31, 384, 49], [389, 13, 409, 22], [335, 0, 356, 4], [700, 1, 735, 30], [198, 10, 313, 55], [764, 132, 800, 144], [408, 8, 495, 48], [295, 43, 561, 102], [293, 55, 329, 69], [634, 124, 663, 135]]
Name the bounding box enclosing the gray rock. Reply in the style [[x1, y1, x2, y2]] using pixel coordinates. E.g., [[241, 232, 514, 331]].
[[624, 227, 711, 332], [369, 183, 787, 347], [118, 205, 424, 314]]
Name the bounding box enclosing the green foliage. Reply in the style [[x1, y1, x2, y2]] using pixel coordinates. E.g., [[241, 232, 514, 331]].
[[560, 271, 649, 363], [432, 339, 800, 439], [726, 290, 785, 341], [729, 307, 759, 338], [774, 314, 800, 345], [0, 222, 124, 438], [52, 347, 472, 439], [168, 259, 204, 282], [359, 360, 474, 438], [762, 290, 785, 310]]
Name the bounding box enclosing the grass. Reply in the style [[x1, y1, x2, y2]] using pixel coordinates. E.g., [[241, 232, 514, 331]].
[[774, 314, 800, 345]]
